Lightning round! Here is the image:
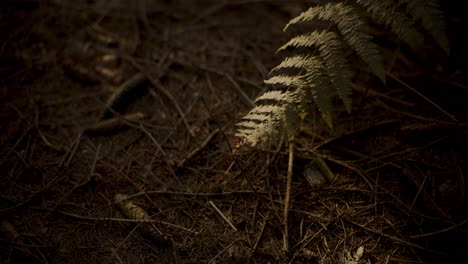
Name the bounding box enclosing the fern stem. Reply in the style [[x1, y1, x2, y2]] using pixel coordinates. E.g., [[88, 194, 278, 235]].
[[283, 137, 295, 252]]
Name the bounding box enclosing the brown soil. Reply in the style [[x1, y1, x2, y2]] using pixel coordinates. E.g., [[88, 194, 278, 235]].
[[1, 1, 467, 263]]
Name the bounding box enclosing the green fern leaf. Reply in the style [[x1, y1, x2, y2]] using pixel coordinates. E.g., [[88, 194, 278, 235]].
[[356, 0, 424, 48], [399, 0, 449, 54], [264, 74, 305, 87], [236, 91, 300, 146], [303, 68, 334, 128], [284, 3, 385, 82], [271, 54, 315, 73], [269, 55, 335, 127], [278, 31, 353, 112], [255, 90, 292, 102]]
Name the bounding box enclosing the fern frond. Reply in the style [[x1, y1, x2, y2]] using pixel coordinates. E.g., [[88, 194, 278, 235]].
[[236, 110, 284, 147], [356, 0, 424, 48], [255, 90, 288, 101], [278, 31, 332, 51], [236, 90, 302, 146], [271, 54, 315, 72], [278, 31, 352, 112], [399, 0, 449, 54], [269, 55, 335, 127], [241, 105, 286, 117], [264, 74, 305, 87], [236, 0, 449, 148], [284, 3, 385, 81]]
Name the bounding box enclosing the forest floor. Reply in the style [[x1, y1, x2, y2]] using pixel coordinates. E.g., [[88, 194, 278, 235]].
[[1, 1, 467, 263]]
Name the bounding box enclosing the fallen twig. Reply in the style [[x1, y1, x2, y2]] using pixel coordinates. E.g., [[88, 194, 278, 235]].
[[410, 217, 468, 239], [177, 128, 220, 167], [345, 218, 446, 256], [127, 59, 196, 137], [119, 190, 258, 201], [86, 112, 145, 134], [387, 71, 458, 122], [208, 239, 245, 264], [44, 144, 101, 218], [137, 124, 182, 185], [283, 138, 295, 252], [209, 200, 238, 232], [61, 130, 84, 168], [224, 73, 256, 108], [50, 209, 198, 234], [102, 73, 149, 118]]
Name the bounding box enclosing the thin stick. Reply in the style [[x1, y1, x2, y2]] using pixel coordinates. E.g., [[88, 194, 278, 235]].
[[138, 124, 181, 185], [283, 138, 295, 252], [387, 71, 458, 122], [194, 60, 257, 106], [224, 73, 256, 108], [195, 63, 263, 91], [346, 218, 446, 256], [44, 144, 101, 218], [208, 200, 238, 231], [0, 126, 32, 167], [403, 168, 450, 220], [208, 239, 243, 264], [410, 217, 468, 239], [177, 128, 220, 167], [120, 190, 258, 201], [86, 112, 145, 133], [127, 58, 195, 137], [99, 160, 163, 212], [63, 130, 83, 167], [250, 213, 268, 261], [53, 210, 197, 234], [101, 73, 148, 119]]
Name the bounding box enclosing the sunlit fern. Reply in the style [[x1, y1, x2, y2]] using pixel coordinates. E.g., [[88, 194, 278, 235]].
[[236, 0, 448, 147]]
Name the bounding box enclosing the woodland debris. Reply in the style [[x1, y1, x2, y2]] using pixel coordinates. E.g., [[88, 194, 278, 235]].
[[85, 112, 145, 134], [114, 194, 167, 243], [87, 24, 118, 47], [0, 219, 19, 242], [208, 200, 238, 232], [283, 139, 295, 252], [176, 128, 220, 167], [126, 59, 196, 137], [62, 57, 101, 84], [114, 194, 176, 263], [98, 54, 120, 67], [313, 156, 335, 182], [402, 168, 451, 220], [343, 246, 365, 264], [102, 73, 149, 118], [303, 166, 326, 186], [94, 65, 122, 85]]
